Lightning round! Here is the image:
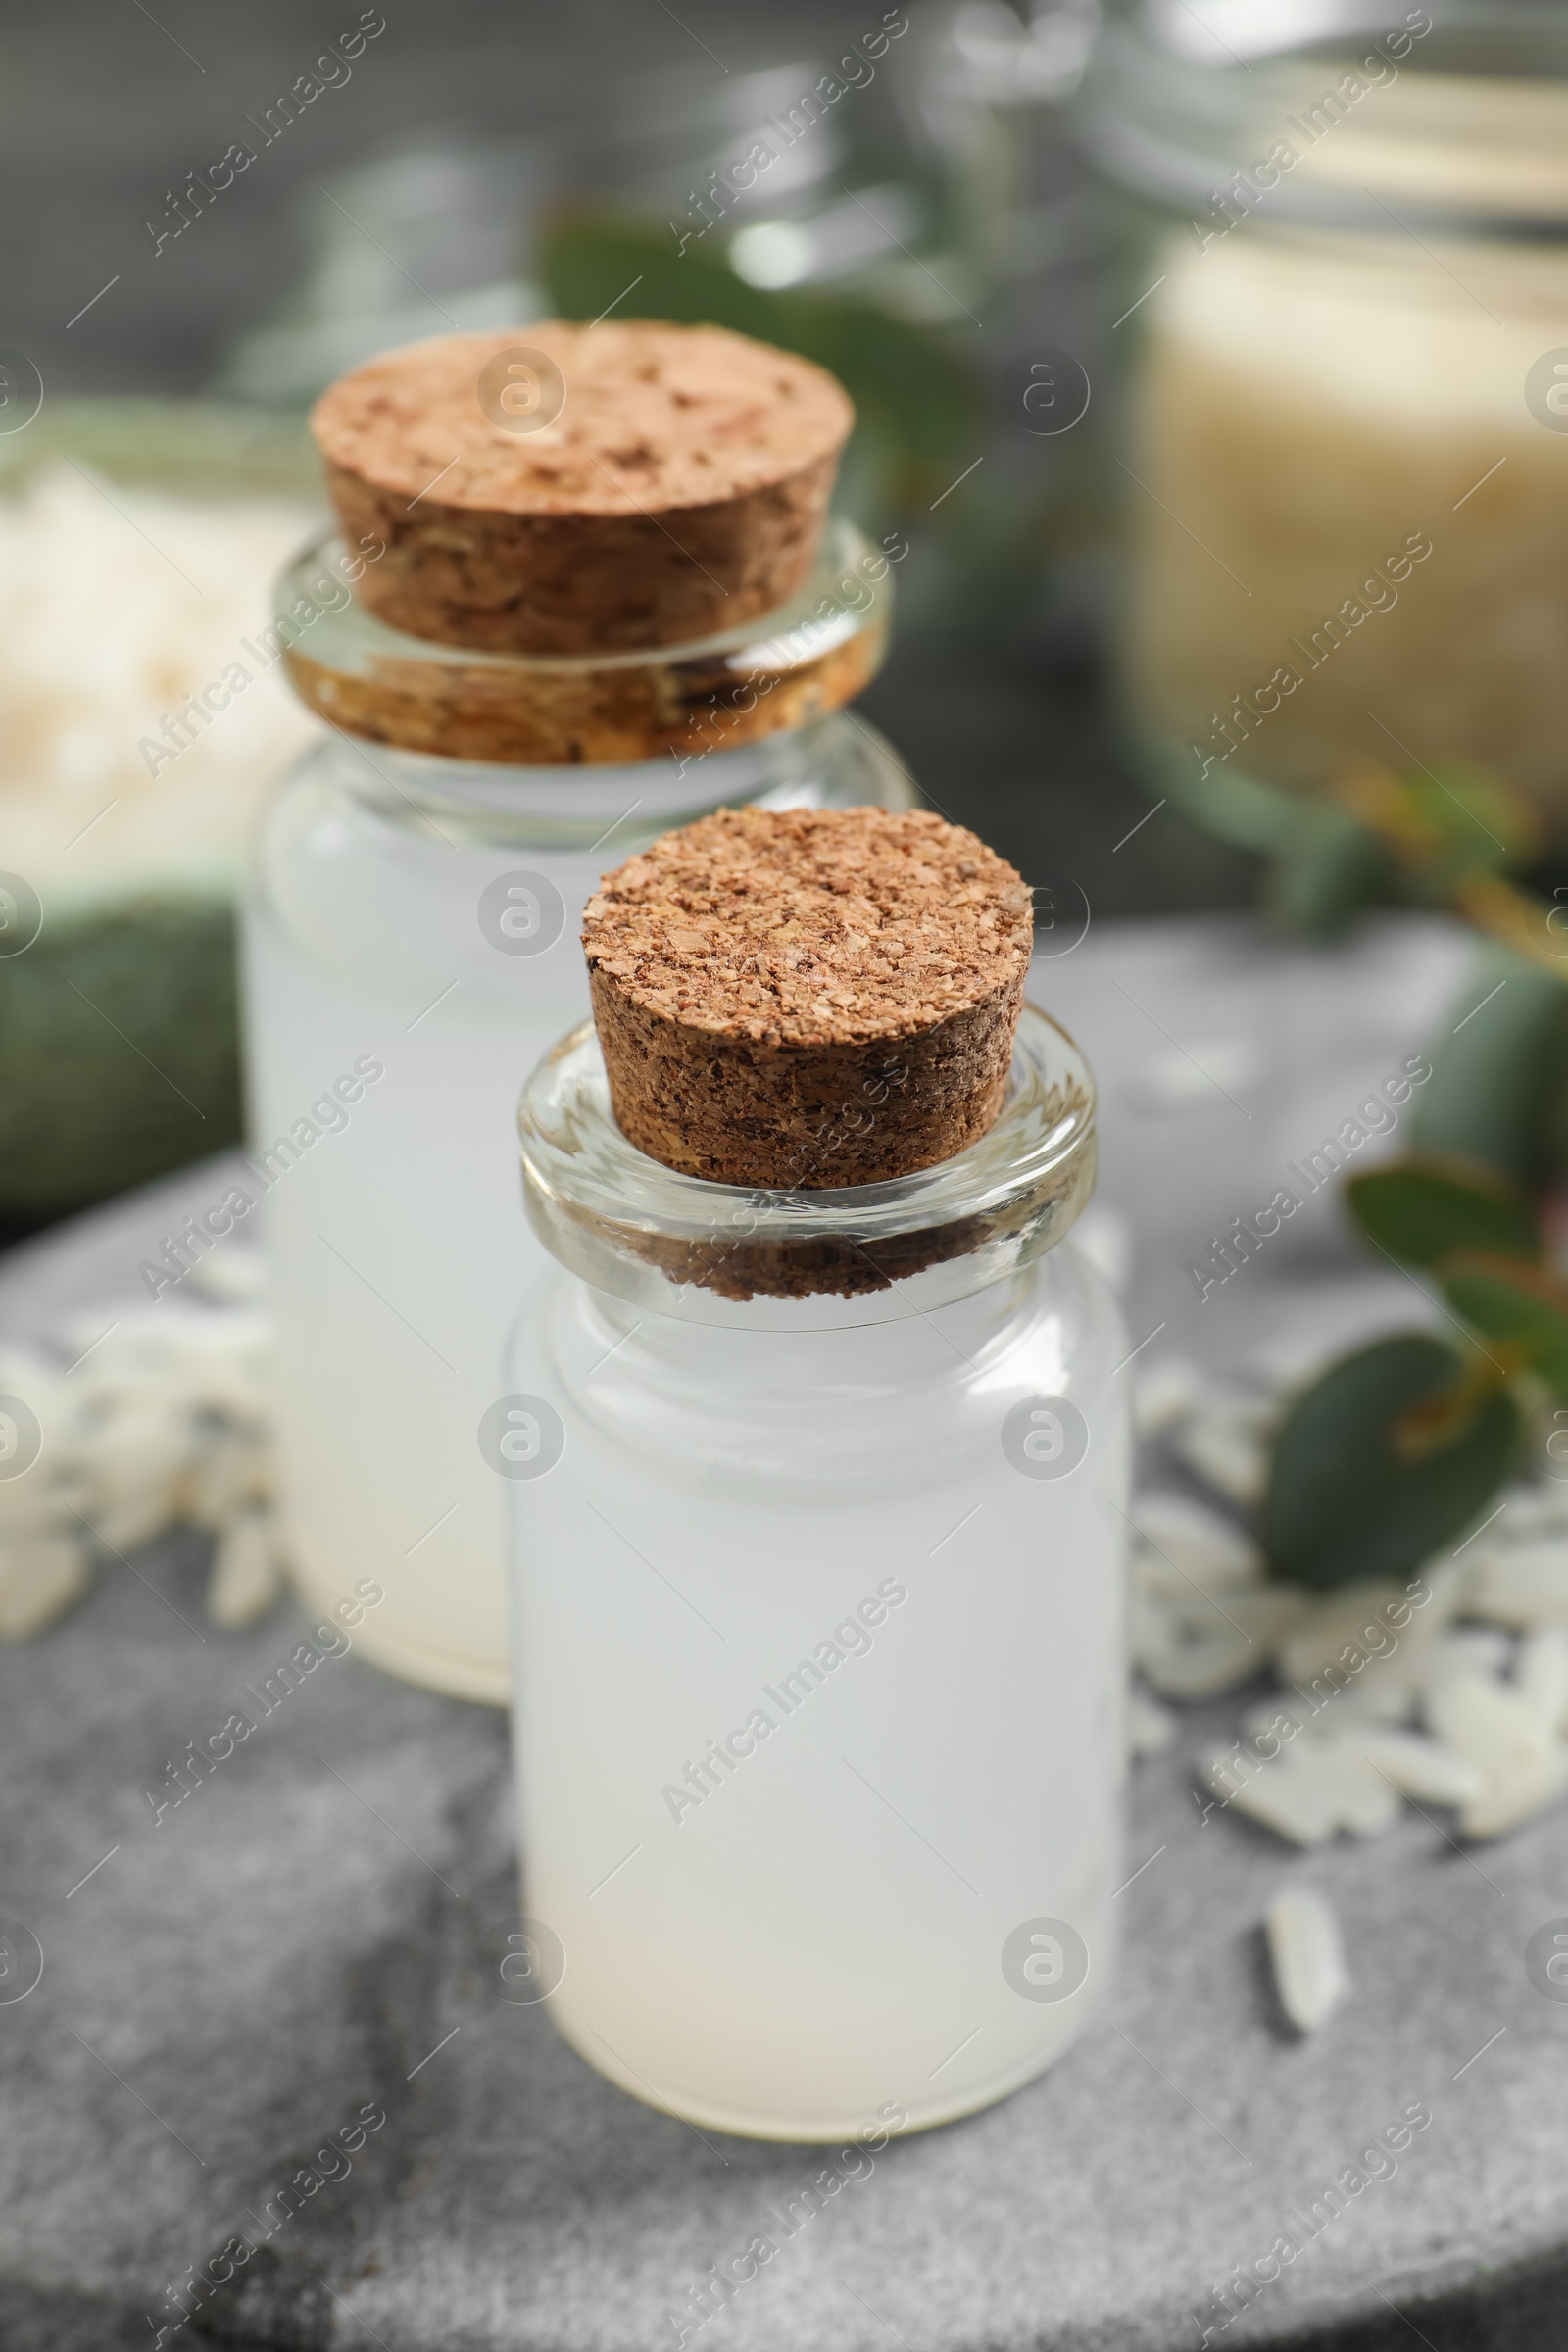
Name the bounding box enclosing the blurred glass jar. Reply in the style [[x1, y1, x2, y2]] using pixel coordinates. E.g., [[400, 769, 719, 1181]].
[[1081, 1, 1568, 831], [507, 1003, 1125, 2137], [221, 34, 973, 408], [242, 521, 913, 1703]]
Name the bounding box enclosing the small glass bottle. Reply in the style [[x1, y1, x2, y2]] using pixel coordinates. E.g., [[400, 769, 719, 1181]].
[[242, 521, 911, 1702], [505, 1001, 1128, 2139]]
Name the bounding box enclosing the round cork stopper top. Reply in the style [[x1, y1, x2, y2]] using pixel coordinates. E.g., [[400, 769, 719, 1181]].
[[309, 322, 854, 518], [582, 807, 1035, 1049]]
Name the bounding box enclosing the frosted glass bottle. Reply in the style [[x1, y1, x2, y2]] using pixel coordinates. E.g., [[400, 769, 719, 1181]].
[[504, 1004, 1129, 2139], [241, 523, 910, 1701]]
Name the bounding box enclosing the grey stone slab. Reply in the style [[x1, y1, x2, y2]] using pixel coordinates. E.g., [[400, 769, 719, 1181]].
[[2, 915, 1565, 2352]]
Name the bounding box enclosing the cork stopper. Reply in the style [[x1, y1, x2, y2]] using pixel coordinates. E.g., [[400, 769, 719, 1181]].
[[582, 808, 1034, 1189], [309, 323, 854, 657]]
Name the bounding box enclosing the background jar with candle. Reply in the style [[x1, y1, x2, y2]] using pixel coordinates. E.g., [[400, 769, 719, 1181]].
[[242, 521, 913, 1704], [1079, 0, 1568, 834], [503, 1002, 1127, 2141]]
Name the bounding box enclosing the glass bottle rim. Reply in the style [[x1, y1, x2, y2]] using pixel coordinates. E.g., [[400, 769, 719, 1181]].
[[273, 515, 898, 769], [516, 1002, 1099, 1330]]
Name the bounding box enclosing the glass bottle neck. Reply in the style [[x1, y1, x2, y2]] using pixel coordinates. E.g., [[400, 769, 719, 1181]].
[[556, 1253, 1074, 1389], [317, 712, 891, 855], [517, 1005, 1099, 1329]]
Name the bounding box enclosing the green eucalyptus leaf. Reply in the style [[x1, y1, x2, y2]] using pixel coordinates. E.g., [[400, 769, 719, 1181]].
[[1136, 734, 1303, 853], [1346, 1156, 1542, 1270], [1262, 1334, 1520, 1590], [1441, 1252, 1568, 1394], [543, 210, 785, 341], [1265, 801, 1396, 936], [1400, 765, 1538, 895], [1410, 945, 1568, 1193], [773, 297, 974, 480], [1133, 738, 1396, 931]]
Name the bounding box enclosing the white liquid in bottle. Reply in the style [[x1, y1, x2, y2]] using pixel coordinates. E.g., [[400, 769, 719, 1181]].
[[507, 1008, 1128, 2137], [243, 725, 912, 1701]]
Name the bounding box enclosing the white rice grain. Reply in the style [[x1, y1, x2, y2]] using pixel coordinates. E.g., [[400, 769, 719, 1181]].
[[206, 1511, 282, 1629], [1266, 1889, 1348, 2031], [0, 1532, 89, 1641], [1132, 1359, 1202, 1439], [1175, 1407, 1271, 1507], [1467, 1544, 1568, 1630], [1516, 1627, 1568, 1735], [1129, 1491, 1262, 1593]]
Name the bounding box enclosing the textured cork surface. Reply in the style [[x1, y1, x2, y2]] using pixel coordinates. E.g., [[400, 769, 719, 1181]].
[[310, 324, 853, 656], [583, 807, 1034, 1188]]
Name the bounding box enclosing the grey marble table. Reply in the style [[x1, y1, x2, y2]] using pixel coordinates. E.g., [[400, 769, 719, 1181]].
[[3, 914, 1566, 2352]]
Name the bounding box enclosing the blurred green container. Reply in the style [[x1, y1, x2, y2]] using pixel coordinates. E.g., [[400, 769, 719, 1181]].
[[0, 401, 318, 1221]]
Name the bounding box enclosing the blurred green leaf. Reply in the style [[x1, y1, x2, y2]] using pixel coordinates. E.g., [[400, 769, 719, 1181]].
[[1399, 765, 1538, 891], [538, 211, 977, 508], [545, 211, 783, 339], [1262, 1334, 1521, 1590], [1346, 1156, 1542, 1270], [1141, 745, 1554, 947], [1441, 1253, 1568, 1395], [1409, 946, 1568, 1194], [1136, 742, 1395, 934], [1137, 737, 1300, 854], [1264, 801, 1396, 936], [1331, 762, 1539, 904]]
